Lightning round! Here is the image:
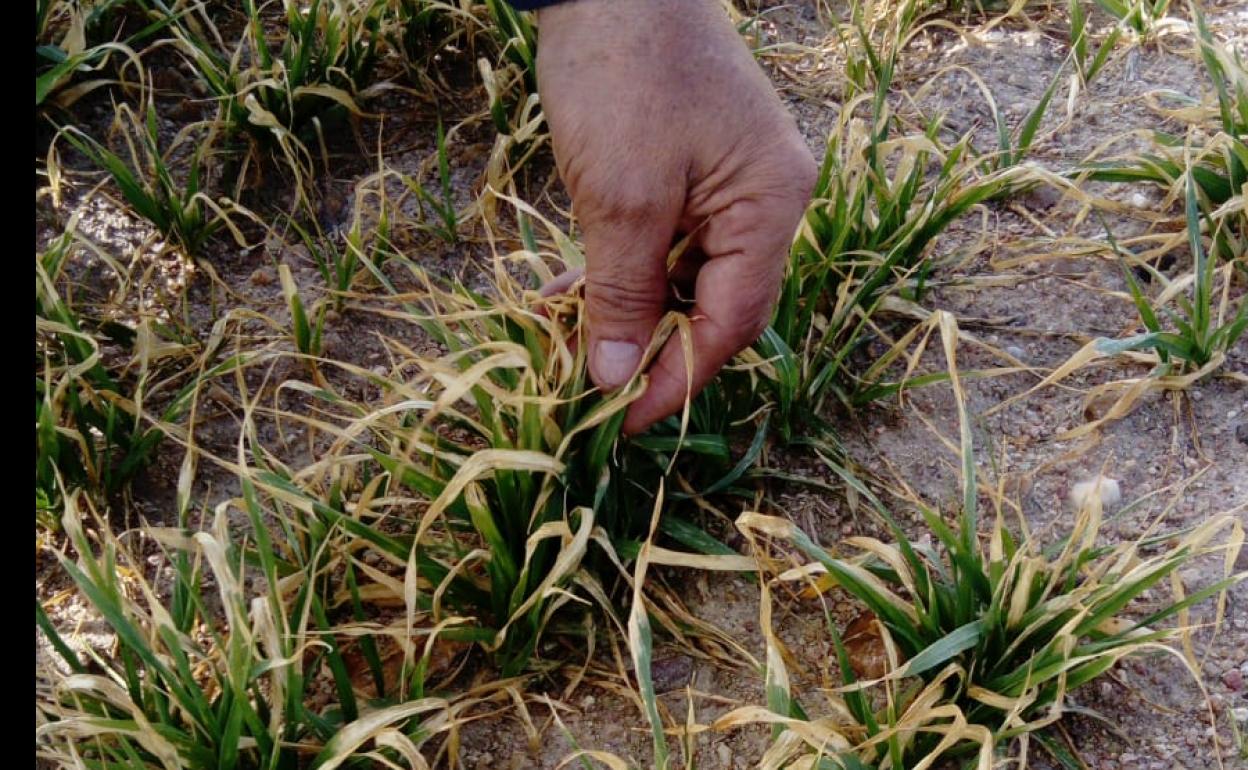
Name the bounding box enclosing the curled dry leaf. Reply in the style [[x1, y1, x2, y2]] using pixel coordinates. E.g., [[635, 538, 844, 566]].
[[842, 610, 888, 681]]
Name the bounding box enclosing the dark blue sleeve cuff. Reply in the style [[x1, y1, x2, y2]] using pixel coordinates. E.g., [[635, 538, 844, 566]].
[[506, 0, 568, 8]]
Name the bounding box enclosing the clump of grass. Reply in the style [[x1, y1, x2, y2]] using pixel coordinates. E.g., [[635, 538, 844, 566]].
[[992, 9, 1247, 438], [1068, 0, 1126, 85], [159, 0, 541, 209], [1086, 0, 1173, 41], [36, 484, 477, 769], [387, 261, 643, 676], [400, 119, 460, 243], [1076, 3, 1245, 263], [743, 491, 1242, 766], [264, 206, 764, 677], [481, 0, 537, 137], [166, 0, 389, 197], [35, 0, 168, 109], [285, 157, 408, 311], [756, 93, 1035, 443], [56, 95, 244, 255], [732, 317, 1245, 768], [36, 225, 166, 521], [1109, 168, 1246, 371], [385, 0, 474, 80], [751, 2, 1056, 445]]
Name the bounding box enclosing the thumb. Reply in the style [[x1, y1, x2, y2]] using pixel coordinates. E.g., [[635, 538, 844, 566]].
[[581, 205, 677, 391]]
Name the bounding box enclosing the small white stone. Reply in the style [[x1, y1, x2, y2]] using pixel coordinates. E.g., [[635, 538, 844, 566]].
[[1069, 476, 1122, 511], [1232, 706, 1248, 725]]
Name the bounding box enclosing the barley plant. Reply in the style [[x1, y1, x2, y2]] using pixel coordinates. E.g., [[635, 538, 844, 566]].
[[733, 317, 1244, 769], [755, 9, 1042, 443]]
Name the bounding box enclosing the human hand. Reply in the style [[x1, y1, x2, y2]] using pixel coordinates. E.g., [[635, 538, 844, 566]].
[[536, 0, 816, 434]]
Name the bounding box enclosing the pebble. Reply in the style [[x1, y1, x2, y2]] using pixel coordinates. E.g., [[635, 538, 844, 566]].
[[717, 744, 732, 767], [1070, 476, 1122, 511], [1222, 667, 1243, 691], [1236, 422, 1248, 446], [650, 655, 693, 693], [1006, 344, 1026, 360], [1023, 185, 1062, 210], [1210, 693, 1227, 713], [1233, 706, 1248, 725], [250, 267, 275, 286]]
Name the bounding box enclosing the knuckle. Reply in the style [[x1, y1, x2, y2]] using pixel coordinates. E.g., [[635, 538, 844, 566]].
[[571, 155, 672, 227], [764, 137, 819, 208], [744, 126, 818, 206], [589, 183, 665, 225], [713, 198, 797, 265], [742, 307, 773, 344], [585, 272, 662, 321], [734, 297, 776, 346], [734, 265, 783, 343], [705, 277, 778, 351], [788, 147, 819, 199]]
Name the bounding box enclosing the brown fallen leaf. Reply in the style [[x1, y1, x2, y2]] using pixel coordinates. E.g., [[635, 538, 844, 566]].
[[342, 634, 468, 700], [842, 610, 888, 681]]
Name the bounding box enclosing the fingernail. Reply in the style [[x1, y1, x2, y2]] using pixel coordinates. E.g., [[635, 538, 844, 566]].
[[592, 339, 642, 389]]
